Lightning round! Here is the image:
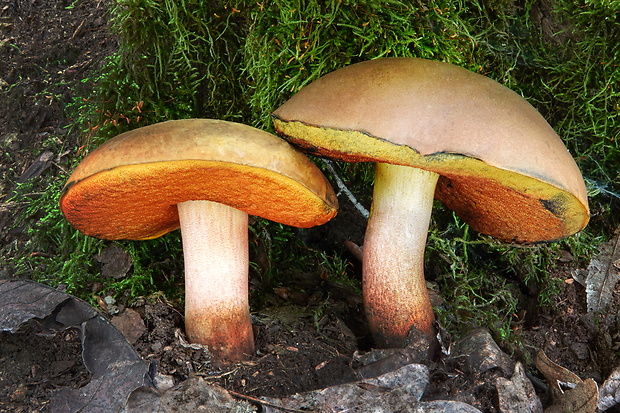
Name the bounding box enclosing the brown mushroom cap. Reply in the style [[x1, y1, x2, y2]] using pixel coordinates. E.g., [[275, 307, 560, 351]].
[[273, 57, 589, 243], [60, 119, 338, 240]]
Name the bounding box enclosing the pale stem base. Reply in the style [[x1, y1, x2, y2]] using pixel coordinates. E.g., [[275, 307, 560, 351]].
[[178, 200, 255, 361], [363, 163, 440, 348]]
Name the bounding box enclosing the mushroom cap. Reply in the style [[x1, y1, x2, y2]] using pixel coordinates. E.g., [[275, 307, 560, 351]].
[[60, 119, 338, 240], [273, 57, 589, 243]]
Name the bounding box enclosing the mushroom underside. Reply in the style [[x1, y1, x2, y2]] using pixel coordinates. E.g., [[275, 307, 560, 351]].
[[60, 160, 338, 240], [274, 124, 587, 243]]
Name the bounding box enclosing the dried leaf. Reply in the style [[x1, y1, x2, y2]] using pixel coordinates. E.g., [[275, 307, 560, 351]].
[[124, 377, 256, 413], [0, 279, 73, 332], [535, 350, 582, 400], [95, 244, 133, 279], [535, 350, 598, 412], [261, 363, 429, 412], [583, 226, 620, 312], [456, 328, 515, 376], [0, 279, 151, 413], [544, 379, 598, 413]]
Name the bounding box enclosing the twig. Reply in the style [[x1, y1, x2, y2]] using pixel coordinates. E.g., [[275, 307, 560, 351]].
[[0, 151, 54, 228], [344, 240, 363, 262], [0, 201, 18, 212], [320, 159, 369, 219], [71, 19, 86, 40], [193, 367, 239, 380], [228, 390, 315, 412], [585, 177, 620, 199]]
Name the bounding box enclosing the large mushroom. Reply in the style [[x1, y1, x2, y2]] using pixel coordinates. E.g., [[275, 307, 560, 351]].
[[60, 119, 338, 362], [273, 57, 589, 351]]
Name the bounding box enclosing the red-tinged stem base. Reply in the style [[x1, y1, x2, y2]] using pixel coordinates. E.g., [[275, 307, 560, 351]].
[[178, 200, 255, 362], [363, 163, 439, 349]]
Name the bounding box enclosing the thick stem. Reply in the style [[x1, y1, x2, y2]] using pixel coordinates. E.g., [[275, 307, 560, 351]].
[[363, 163, 439, 348], [178, 200, 254, 362]]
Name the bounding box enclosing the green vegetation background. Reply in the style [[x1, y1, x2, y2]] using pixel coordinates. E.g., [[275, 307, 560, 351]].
[[10, 0, 620, 349]]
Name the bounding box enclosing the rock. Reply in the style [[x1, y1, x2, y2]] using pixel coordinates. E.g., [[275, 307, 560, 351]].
[[455, 328, 515, 376], [112, 308, 147, 345], [152, 372, 175, 392], [598, 365, 620, 410], [261, 363, 482, 412], [123, 377, 255, 413], [496, 362, 543, 413]]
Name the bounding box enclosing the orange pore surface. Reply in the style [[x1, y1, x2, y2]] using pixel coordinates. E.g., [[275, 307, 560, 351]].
[[436, 173, 572, 243], [60, 160, 337, 240], [280, 127, 588, 243]]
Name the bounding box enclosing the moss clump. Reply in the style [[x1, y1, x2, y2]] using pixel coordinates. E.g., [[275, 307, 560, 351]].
[[77, 0, 248, 145], [243, 0, 492, 125], [526, 1, 620, 224]]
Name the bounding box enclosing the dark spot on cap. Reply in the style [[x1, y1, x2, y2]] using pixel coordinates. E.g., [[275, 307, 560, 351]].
[[540, 194, 567, 218]]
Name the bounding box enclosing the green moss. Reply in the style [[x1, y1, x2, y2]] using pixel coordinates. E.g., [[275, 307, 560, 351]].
[[76, 0, 248, 145], [509, 1, 619, 218], [9, 178, 100, 297], [242, 0, 505, 127]]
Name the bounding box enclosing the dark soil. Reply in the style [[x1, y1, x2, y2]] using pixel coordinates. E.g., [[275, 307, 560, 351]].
[[0, 0, 617, 412], [131, 299, 361, 397], [0, 321, 90, 413]]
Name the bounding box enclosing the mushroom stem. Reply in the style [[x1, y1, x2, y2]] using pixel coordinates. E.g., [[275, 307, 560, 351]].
[[178, 199, 255, 362], [363, 163, 439, 348]]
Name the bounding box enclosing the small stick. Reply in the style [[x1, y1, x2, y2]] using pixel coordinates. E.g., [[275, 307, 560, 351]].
[[228, 390, 315, 412], [344, 240, 363, 262], [321, 159, 369, 219]]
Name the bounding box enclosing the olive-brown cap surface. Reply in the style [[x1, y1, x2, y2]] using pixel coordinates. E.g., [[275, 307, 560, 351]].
[[273, 58, 589, 243], [60, 119, 338, 240]]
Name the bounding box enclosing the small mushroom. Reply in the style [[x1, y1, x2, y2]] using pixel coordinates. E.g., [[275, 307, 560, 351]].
[[273, 57, 589, 351], [60, 119, 338, 362]]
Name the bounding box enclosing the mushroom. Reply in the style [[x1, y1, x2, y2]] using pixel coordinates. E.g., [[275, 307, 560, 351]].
[[272, 57, 589, 350], [60, 119, 338, 362]]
